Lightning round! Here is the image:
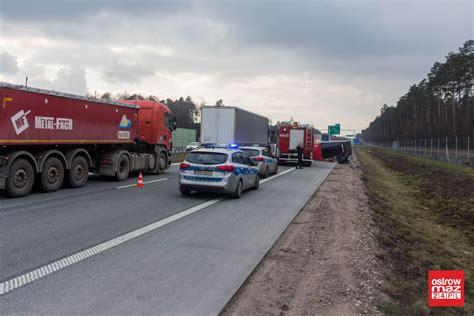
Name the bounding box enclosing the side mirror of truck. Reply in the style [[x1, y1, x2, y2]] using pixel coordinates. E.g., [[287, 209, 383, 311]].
[[172, 116, 177, 131]]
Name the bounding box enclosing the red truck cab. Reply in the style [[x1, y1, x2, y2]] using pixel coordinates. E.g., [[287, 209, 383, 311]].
[[120, 100, 174, 150]]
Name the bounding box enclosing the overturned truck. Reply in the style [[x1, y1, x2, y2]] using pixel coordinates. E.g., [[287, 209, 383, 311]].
[[321, 140, 352, 163]]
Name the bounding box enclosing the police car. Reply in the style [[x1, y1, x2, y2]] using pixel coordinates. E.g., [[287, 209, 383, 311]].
[[241, 146, 278, 178], [179, 145, 260, 198]]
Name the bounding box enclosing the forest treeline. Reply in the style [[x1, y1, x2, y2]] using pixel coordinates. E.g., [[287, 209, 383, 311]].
[[362, 40, 473, 143]]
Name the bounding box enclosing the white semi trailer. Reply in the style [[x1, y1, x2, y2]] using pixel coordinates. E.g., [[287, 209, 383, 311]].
[[200, 106, 269, 145]]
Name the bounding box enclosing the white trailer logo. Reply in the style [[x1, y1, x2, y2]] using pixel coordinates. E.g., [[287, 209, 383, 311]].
[[35, 116, 55, 129], [11, 110, 31, 135], [35, 116, 73, 130]]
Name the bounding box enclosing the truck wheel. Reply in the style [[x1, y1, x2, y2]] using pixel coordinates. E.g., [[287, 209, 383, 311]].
[[274, 165, 279, 174], [232, 179, 243, 199], [41, 157, 64, 192], [6, 158, 35, 198], [156, 151, 167, 174], [263, 166, 269, 178], [68, 156, 89, 188], [115, 155, 130, 181]]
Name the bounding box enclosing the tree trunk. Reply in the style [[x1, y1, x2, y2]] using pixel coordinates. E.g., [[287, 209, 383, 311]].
[[452, 97, 456, 136], [413, 100, 417, 138], [438, 97, 441, 137], [427, 99, 431, 136]]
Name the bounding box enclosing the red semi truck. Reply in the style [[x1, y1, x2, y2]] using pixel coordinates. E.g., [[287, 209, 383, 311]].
[[0, 82, 175, 197], [277, 123, 314, 166]]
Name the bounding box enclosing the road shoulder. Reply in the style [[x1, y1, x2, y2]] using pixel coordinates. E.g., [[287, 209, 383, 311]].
[[222, 158, 387, 315]]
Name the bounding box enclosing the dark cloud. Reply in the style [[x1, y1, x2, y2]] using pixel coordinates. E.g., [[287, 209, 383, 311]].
[[0, 0, 188, 22], [204, 1, 472, 77], [0, 0, 472, 131], [0, 51, 20, 75], [1, 0, 470, 80]]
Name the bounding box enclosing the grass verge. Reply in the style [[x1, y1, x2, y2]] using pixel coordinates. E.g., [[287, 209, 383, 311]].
[[355, 146, 473, 315], [171, 152, 187, 163]]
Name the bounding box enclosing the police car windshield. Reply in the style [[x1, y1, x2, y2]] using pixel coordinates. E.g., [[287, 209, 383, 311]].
[[241, 149, 260, 157], [186, 152, 228, 165]]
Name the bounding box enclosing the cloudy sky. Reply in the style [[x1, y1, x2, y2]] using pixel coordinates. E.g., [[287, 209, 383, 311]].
[[0, 0, 472, 132]]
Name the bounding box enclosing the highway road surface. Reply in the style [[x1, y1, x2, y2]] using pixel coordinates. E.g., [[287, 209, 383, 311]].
[[0, 162, 335, 314]]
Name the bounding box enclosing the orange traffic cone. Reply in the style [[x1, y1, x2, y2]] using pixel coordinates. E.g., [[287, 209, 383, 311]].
[[137, 172, 145, 188]]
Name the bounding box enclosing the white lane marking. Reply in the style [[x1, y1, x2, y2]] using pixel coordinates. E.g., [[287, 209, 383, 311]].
[[0, 166, 296, 296], [260, 167, 295, 184], [117, 178, 169, 189], [0, 198, 223, 296], [171, 162, 180, 166]]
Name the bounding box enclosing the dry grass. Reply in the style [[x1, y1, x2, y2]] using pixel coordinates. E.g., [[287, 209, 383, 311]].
[[171, 152, 187, 163], [355, 146, 473, 315]]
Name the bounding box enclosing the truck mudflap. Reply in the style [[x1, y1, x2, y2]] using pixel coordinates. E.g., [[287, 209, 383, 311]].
[[99, 150, 127, 177]]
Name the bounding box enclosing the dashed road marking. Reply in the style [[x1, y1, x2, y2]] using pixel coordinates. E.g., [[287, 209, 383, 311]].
[[0, 198, 222, 295], [0, 166, 296, 295], [117, 178, 169, 189]]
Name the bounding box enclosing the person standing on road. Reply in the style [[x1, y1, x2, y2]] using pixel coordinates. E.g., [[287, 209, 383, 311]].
[[296, 143, 304, 169]]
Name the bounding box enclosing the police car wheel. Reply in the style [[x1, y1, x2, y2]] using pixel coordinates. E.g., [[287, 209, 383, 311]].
[[180, 186, 191, 195], [232, 180, 243, 199], [252, 175, 260, 190]]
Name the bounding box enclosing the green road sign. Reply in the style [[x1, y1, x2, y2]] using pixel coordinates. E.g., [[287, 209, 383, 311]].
[[328, 123, 340, 135]]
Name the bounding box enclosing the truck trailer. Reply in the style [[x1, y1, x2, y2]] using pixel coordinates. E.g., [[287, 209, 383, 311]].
[[277, 124, 314, 166], [0, 82, 175, 197], [200, 106, 269, 145]]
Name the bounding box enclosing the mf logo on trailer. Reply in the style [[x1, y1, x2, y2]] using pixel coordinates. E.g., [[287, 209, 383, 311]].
[[11, 110, 31, 135]]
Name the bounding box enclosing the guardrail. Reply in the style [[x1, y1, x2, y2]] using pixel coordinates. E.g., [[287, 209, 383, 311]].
[[172, 147, 188, 154]]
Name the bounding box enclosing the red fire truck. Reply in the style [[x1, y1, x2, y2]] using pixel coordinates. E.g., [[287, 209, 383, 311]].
[[277, 123, 314, 166], [0, 82, 175, 197]]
